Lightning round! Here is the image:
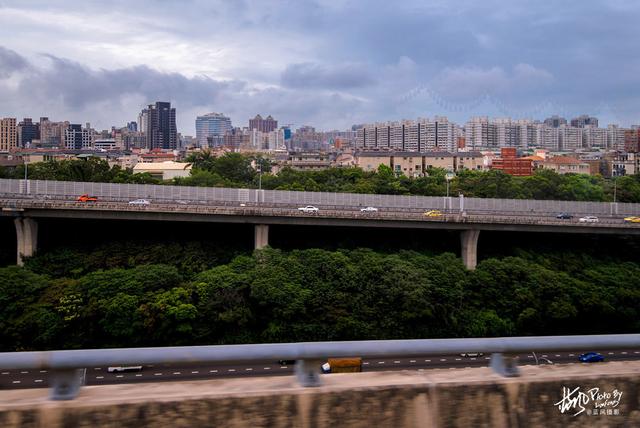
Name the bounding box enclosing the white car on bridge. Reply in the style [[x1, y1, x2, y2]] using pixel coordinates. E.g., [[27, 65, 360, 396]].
[[579, 215, 599, 223], [360, 206, 378, 212], [128, 199, 151, 206], [298, 205, 319, 213]]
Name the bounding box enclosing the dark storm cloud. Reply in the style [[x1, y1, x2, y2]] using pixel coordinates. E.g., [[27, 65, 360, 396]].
[[1, 0, 640, 129], [0, 46, 29, 78], [20, 55, 235, 109], [281, 62, 375, 89]]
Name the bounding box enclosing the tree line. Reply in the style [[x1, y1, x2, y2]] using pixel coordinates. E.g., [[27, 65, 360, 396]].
[[1, 152, 639, 202], [1, 245, 638, 351]]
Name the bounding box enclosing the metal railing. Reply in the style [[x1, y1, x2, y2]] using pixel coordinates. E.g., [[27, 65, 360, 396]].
[[2, 178, 640, 216], [0, 334, 638, 400], [2, 198, 639, 230]]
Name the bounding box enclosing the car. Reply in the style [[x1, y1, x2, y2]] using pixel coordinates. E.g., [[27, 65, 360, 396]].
[[424, 209, 443, 217], [76, 194, 98, 202], [176, 200, 190, 205], [298, 205, 319, 213], [579, 215, 599, 223], [624, 216, 640, 223], [360, 206, 378, 212], [556, 212, 573, 219], [459, 352, 484, 357], [128, 199, 150, 206], [240, 203, 247, 207], [107, 366, 143, 373], [578, 352, 604, 363]]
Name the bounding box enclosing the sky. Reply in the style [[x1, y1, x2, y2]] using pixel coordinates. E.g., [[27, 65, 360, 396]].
[[1, 0, 639, 134]]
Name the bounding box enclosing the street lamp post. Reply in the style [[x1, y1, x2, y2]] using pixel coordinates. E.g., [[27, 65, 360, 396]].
[[445, 172, 455, 211], [23, 158, 28, 194]]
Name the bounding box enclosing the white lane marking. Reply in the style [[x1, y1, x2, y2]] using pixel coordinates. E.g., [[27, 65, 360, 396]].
[[377, 361, 385, 364], [484, 357, 490, 360], [96, 376, 104, 379], [12, 380, 21, 384], [455, 358, 461, 361], [154, 373, 162, 376], [39, 370, 47, 373], [470, 358, 476, 361], [279, 366, 288, 369], [555, 354, 561, 357], [418, 369, 424, 371], [191, 371, 199, 374], [448, 368, 456, 370], [394, 360, 401, 364], [569, 354, 574, 357], [173, 372, 181, 375], [210, 370, 218, 373], [440, 359, 446, 362], [94, 368, 102, 370], [425, 359, 431, 362], [1, 372, 8, 375], [363, 362, 369, 365], [542, 355, 548, 358], [527, 355, 533, 358], [245, 368, 253, 371], [410, 360, 416, 363], [116, 375, 123, 378], [621, 352, 628, 355], [263, 367, 271, 370], [135, 374, 142, 377], [20, 371, 28, 374], [228, 369, 236, 372], [34, 379, 43, 383], [635, 351, 640, 354], [608, 352, 614, 355]]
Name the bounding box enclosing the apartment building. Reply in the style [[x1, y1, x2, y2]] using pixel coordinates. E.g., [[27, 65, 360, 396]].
[[0, 118, 18, 152], [355, 151, 484, 177]]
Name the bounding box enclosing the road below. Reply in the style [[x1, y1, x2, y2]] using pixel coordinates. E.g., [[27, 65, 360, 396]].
[[2, 349, 639, 390]]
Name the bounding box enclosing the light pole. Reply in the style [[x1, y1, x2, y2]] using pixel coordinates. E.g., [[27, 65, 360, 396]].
[[445, 172, 455, 212], [23, 157, 28, 194]]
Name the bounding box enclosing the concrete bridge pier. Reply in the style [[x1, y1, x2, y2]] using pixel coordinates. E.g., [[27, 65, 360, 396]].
[[15, 217, 38, 266], [254, 224, 269, 250], [460, 229, 480, 270]]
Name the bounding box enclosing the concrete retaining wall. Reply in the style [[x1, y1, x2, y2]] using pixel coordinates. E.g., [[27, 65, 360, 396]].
[[1, 362, 638, 427]]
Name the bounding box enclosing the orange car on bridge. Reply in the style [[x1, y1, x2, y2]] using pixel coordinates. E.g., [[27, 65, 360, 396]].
[[76, 194, 98, 202]]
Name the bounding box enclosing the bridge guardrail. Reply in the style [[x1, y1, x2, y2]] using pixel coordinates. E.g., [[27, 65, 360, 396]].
[[0, 334, 638, 400], [2, 179, 639, 216]]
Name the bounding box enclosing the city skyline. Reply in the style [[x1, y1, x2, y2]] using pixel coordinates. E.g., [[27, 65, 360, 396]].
[[1, 1, 640, 133]]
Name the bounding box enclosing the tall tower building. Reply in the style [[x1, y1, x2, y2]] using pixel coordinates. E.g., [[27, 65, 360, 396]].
[[249, 114, 278, 133], [571, 115, 598, 128], [543, 115, 567, 128], [17, 118, 39, 148], [0, 118, 18, 152], [144, 102, 177, 150], [195, 112, 232, 147]]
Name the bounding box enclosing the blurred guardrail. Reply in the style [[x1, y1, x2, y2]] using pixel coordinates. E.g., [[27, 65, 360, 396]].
[[2, 178, 639, 216], [0, 334, 638, 400]]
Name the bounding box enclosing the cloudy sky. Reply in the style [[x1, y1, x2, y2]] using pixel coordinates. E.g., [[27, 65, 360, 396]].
[[1, 0, 639, 134]]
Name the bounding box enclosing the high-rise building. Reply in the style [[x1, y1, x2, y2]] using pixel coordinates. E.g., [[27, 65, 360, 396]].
[[355, 117, 457, 152], [143, 102, 177, 150], [571, 115, 599, 128], [0, 118, 18, 152], [127, 122, 138, 132], [249, 114, 278, 133], [39, 117, 69, 148], [558, 125, 582, 151], [17, 118, 39, 148], [63, 124, 93, 149], [582, 126, 607, 149], [464, 117, 498, 149], [543, 115, 567, 128], [195, 112, 232, 147]]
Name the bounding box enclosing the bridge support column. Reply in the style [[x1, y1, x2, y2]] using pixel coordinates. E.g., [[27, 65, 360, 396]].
[[460, 229, 479, 270], [254, 224, 269, 250], [15, 217, 38, 266]]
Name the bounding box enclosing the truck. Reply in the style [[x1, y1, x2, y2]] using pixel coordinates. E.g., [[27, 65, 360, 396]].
[[321, 357, 362, 374]]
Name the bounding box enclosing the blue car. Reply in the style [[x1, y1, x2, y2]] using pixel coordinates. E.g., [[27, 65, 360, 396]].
[[579, 352, 604, 363]]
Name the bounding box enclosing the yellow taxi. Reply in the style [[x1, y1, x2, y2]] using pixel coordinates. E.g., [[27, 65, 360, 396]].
[[624, 216, 640, 223], [423, 209, 443, 217]]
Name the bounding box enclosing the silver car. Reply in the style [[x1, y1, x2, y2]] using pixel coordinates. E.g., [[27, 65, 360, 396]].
[[579, 215, 599, 223], [128, 199, 151, 206]]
